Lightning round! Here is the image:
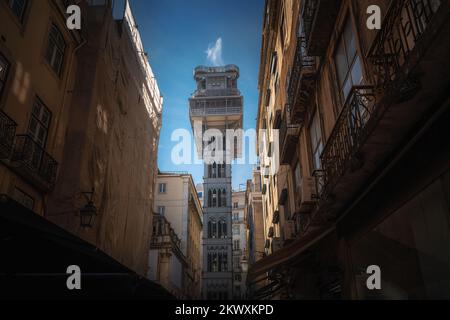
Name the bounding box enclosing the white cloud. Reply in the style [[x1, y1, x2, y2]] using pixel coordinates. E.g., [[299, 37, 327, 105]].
[[205, 38, 224, 66]]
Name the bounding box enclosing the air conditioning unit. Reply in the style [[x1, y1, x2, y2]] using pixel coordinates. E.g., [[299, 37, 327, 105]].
[[284, 220, 296, 240], [298, 176, 316, 213]]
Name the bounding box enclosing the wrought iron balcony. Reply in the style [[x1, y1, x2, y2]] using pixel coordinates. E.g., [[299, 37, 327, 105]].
[[0, 110, 17, 159], [318, 86, 376, 197], [287, 36, 316, 125], [10, 135, 58, 192], [279, 105, 300, 165], [189, 97, 243, 118], [301, 0, 342, 56], [369, 0, 443, 100]]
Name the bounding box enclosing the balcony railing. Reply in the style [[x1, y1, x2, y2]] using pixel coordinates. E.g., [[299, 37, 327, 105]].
[[301, 0, 342, 56], [0, 110, 17, 159], [10, 135, 58, 192], [189, 105, 242, 117], [192, 88, 241, 97], [369, 0, 443, 98], [287, 36, 316, 124], [318, 86, 376, 196], [279, 105, 301, 165]]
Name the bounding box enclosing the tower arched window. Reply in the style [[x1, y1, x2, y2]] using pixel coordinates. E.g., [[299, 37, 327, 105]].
[[208, 190, 212, 207], [222, 189, 227, 207], [208, 220, 212, 238], [212, 189, 217, 207], [212, 253, 218, 272], [210, 219, 217, 238], [212, 162, 217, 178], [219, 219, 227, 238]]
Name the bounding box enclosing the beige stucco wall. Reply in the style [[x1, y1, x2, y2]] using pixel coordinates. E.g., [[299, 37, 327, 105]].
[[154, 174, 203, 298], [0, 0, 80, 214]]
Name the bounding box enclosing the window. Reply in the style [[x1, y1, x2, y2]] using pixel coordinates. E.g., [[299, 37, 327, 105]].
[[233, 240, 240, 250], [233, 225, 240, 235], [45, 24, 66, 76], [233, 213, 239, 221], [7, 0, 28, 21], [0, 53, 10, 100], [13, 187, 34, 210], [218, 219, 227, 238], [28, 97, 51, 148], [233, 202, 239, 209], [158, 183, 166, 193], [234, 274, 242, 282], [335, 17, 363, 100], [233, 257, 240, 269], [309, 111, 323, 170], [157, 206, 165, 216], [198, 192, 202, 199]]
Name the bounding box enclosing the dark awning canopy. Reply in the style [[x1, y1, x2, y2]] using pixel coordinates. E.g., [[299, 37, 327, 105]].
[[0, 195, 174, 300], [247, 225, 335, 283]]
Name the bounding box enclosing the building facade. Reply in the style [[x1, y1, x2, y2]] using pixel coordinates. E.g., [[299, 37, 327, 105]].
[[244, 168, 266, 297], [231, 190, 248, 299], [0, 0, 163, 279], [154, 172, 203, 299], [189, 65, 243, 299], [250, 0, 450, 299], [148, 213, 186, 299]]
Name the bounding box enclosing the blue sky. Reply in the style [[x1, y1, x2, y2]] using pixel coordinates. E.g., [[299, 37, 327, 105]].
[[117, 0, 264, 190]]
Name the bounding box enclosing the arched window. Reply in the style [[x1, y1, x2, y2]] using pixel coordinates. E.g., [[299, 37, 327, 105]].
[[212, 189, 217, 207], [211, 219, 217, 238], [218, 253, 223, 272], [222, 189, 227, 207], [208, 190, 212, 207], [221, 253, 228, 272], [212, 162, 217, 178], [208, 165, 212, 178], [208, 220, 212, 238], [207, 253, 212, 272], [217, 164, 221, 178], [222, 220, 227, 237], [218, 189, 222, 207], [212, 253, 218, 272]]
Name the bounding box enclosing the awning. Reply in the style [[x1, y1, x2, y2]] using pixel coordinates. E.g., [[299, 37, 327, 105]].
[[247, 225, 335, 282], [0, 195, 175, 300]]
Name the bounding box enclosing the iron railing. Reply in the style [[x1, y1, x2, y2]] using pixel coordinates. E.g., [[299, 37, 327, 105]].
[[301, 0, 318, 48], [0, 110, 17, 159], [279, 105, 301, 164], [11, 135, 58, 191], [318, 86, 376, 196], [193, 88, 241, 97], [369, 0, 442, 91], [287, 36, 316, 123]]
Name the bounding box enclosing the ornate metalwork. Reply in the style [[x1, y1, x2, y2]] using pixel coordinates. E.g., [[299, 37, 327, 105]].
[[11, 135, 58, 191], [319, 86, 376, 195], [369, 0, 442, 92], [301, 0, 318, 48], [0, 110, 17, 159], [287, 36, 316, 124], [279, 105, 301, 165]]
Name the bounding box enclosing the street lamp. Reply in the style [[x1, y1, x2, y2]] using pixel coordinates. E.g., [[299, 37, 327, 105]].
[[80, 188, 97, 228]]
